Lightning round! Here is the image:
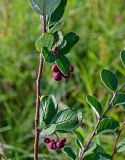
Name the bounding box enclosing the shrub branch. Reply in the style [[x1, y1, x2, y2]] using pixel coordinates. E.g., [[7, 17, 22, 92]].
[[79, 82, 125, 160], [112, 119, 125, 157], [34, 15, 46, 160]]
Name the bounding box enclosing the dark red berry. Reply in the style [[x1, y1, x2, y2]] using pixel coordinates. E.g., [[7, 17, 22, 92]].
[[69, 66, 74, 72], [56, 141, 65, 149], [52, 142, 57, 149], [53, 72, 62, 81], [48, 141, 57, 150], [44, 137, 50, 144], [48, 142, 53, 149], [52, 64, 59, 72], [61, 137, 66, 143], [63, 73, 70, 79]]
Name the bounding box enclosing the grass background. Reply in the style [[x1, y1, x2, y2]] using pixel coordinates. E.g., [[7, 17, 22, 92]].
[[0, 0, 125, 159]]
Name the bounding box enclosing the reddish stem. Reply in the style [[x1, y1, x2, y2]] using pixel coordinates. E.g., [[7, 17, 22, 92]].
[[112, 119, 125, 157], [34, 54, 44, 160], [34, 15, 46, 160], [79, 82, 125, 160], [79, 117, 102, 160]]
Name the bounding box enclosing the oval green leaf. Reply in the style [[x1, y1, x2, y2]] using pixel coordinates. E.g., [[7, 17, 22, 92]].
[[29, 0, 61, 15], [120, 49, 125, 68], [55, 55, 70, 75], [40, 95, 58, 126], [75, 139, 81, 149], [35, 33, 54, 52], [117, 139, 125, 153], [49, 0, 67, 24], [86, 95, 102, 117], [113, 94, 125, 106], [85, 142, 97, 155], [49, 21, 64, 34], [74, 130, 84, 146], [93, 144, 105, 153], [59, 32, 79, 55], [40, 124, 57, 137], [51, 109, 83, 132], [42, 47, 55, 63], [120, 104, 125, 111], [100, 69, 118, 91], [82, 153, 112, 160], [63, 147, 76, 160], [97, 118, 119, 134]]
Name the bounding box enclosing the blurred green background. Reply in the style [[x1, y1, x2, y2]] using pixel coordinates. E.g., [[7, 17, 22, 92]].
[[0, 0, 125, 159]]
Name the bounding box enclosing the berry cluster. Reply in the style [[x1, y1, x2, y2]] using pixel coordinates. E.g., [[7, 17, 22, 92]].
[[44, 137, 66, 150], [52, 64, 74, 81]]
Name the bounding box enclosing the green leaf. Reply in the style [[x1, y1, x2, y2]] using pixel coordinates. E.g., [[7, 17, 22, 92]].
[[93, 145, 105, 153], [51, 109, 83, 132], [53, 31, 64, 48], [100, 69, 118, 91], [120, 49, 125, 68], [29, 0, 61, 15], [120, 104, 125, 111], [40, 124, 57, 137], [49, 0, 67, 23], [82, 153, 112, 160], [86, 95, 102, 117], [59, 32, 79, 55], [49, 21, 64, 34], [40, 95, 58, 126], [85, 142, 97, 155], [63, 147, 76, 160], [35, 33, 54, 52], [97, 118, 119, 134], [39, 121, 46, 128], [42, 47, 55, 63], [113, 94, 125, 106], [74, 130, 84, 145], [55, 55, 70, 75], [117, 139, 125, 153], [75, 139, 81, 149]]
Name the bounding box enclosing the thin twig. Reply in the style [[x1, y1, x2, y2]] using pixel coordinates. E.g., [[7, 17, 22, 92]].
[[34, 54, 44, 160], [34, 15, 46, 160], [79, 117, 102, 160], [79, 82, 125, 160], [112, 119, 125, 158]]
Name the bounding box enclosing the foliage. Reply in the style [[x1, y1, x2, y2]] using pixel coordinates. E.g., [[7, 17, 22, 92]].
[[0, 0, 125, 160]]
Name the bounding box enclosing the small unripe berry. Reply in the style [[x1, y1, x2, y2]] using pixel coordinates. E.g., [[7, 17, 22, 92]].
[[53, 72, 62, 81], [69, 66, 74, 72], [52, 64, 59, 72], [44, 137, 50, 143], [63, 73, 70, 79], [56, 141, 65, 149]]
